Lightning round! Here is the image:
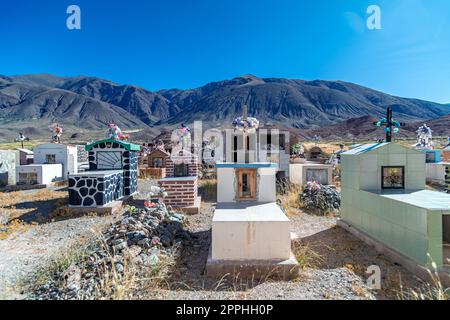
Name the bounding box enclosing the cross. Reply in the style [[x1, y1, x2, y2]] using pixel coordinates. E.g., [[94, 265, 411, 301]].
[[373, 107, 405, 142]]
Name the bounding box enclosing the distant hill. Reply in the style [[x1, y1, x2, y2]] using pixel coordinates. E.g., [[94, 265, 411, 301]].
[[0, 73, 449, 142], [297, 114, 450, 141]]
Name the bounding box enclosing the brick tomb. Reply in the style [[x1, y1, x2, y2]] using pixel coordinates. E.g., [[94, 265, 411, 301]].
[[158, 150, 201, 214]]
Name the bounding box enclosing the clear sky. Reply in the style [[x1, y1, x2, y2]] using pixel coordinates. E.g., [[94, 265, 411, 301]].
[[1, 0, 450, 103]]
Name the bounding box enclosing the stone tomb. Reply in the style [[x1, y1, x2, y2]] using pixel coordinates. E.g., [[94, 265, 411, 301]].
[[68, 139, 139, 210], [207, 162, 299, 280], [69, 170, 124, 207], [158, 150, 201, 214]]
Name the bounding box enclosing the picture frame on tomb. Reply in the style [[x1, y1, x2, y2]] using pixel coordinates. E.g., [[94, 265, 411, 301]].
[[381, 166, 405, 190]]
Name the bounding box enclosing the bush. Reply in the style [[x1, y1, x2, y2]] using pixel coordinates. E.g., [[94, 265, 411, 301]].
[[300, 181, 341, 215]]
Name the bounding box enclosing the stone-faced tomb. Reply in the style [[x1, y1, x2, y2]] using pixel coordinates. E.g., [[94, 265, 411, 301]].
[[68, 139, 139, 207]]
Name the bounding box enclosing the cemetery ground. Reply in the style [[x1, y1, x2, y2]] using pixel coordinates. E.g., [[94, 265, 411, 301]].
[[0, 179, 443, 300]]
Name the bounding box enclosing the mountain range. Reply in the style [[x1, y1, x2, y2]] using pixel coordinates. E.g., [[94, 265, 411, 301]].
[[0, 73, 449, 142]]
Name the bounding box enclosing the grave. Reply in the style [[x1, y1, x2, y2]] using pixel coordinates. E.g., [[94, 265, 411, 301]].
[[158, 149, 201, 214], [15, 143, 77, 187], [0, 150, 20, 186], [141, 148, 170, 179], [207, 108, 299, 280], [17, 148, 33, 165], [338, 142, 450, 285], [306, 146, 327, 162], [33, 143, 78, 179], [442, 145, 450, 163], [17, 163, 62, 186], [413, 124, 445, 184], [289, 163, 333, 186], [68, 139, 139, 213]]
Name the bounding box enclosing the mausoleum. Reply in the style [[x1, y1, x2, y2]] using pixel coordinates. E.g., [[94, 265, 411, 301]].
[[339, 143, 450, 280]]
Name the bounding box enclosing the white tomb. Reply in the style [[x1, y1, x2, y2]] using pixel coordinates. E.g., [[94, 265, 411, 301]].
[[33, 144, 78, 179], [16, 163, 63, 185], [207, 162, 299, 279], [15, 143, 78, 186]]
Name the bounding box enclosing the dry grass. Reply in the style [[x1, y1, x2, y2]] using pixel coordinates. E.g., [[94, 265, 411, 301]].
[[27, 233, 180, 300], [198, 178, 217, 202], [0, 188, 68, 239], [292, 241, 325, 270], [277, 181, 302, 217], [398, 262, 450, 300]]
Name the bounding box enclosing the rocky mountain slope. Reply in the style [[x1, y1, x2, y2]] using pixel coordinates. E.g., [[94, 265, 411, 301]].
[[0, 73, 448, 141]]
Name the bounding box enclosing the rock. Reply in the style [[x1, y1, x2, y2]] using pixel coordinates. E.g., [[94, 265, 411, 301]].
[[114, 263, 124, 274], [33, 203, 192, 300]]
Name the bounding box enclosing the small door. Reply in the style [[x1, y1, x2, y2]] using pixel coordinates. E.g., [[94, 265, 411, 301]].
[[237, 169, 256, 201]]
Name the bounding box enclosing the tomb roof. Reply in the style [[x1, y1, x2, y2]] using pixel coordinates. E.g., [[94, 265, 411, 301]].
[[85, 139, 141, 151], [342, 143, 390, 155], [366, 189, 450, 211], [216, 162, 278, 169]]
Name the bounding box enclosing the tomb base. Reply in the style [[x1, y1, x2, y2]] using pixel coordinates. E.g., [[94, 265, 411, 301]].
[[206, 248, 300, 280], [6, 184, 47, 191], [338, 219, 450, 287], [208, 202, 299, 280], [66, 197, 132, 215]]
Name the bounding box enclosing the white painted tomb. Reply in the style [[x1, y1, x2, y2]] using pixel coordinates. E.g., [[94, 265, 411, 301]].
[[289, 162, 333, 186], [207, 162, 299, 279], [16, 163, 63, 185], [33, 144, 78, 179]]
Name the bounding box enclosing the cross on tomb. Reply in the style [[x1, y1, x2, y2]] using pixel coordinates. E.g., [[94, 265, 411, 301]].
[[373, 107, 405, 143]]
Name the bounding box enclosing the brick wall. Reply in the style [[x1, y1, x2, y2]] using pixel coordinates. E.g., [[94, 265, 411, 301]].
[[159, 178, 198, 207], [165, 150, 199, 177]]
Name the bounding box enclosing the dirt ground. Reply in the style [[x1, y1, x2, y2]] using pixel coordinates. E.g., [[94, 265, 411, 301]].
[[0, 187, 120, 299]]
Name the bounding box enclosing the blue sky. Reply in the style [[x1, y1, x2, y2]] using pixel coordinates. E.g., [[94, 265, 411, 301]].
[[1, 0, 450, 103]]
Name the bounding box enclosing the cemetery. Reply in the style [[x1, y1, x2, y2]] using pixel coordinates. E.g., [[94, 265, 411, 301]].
[[0, 109, 449, 299]]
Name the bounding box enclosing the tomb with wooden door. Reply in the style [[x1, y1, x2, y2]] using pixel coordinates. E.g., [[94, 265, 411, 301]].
[[158, 149, 201, 214], [207, 108, 299, 280]]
